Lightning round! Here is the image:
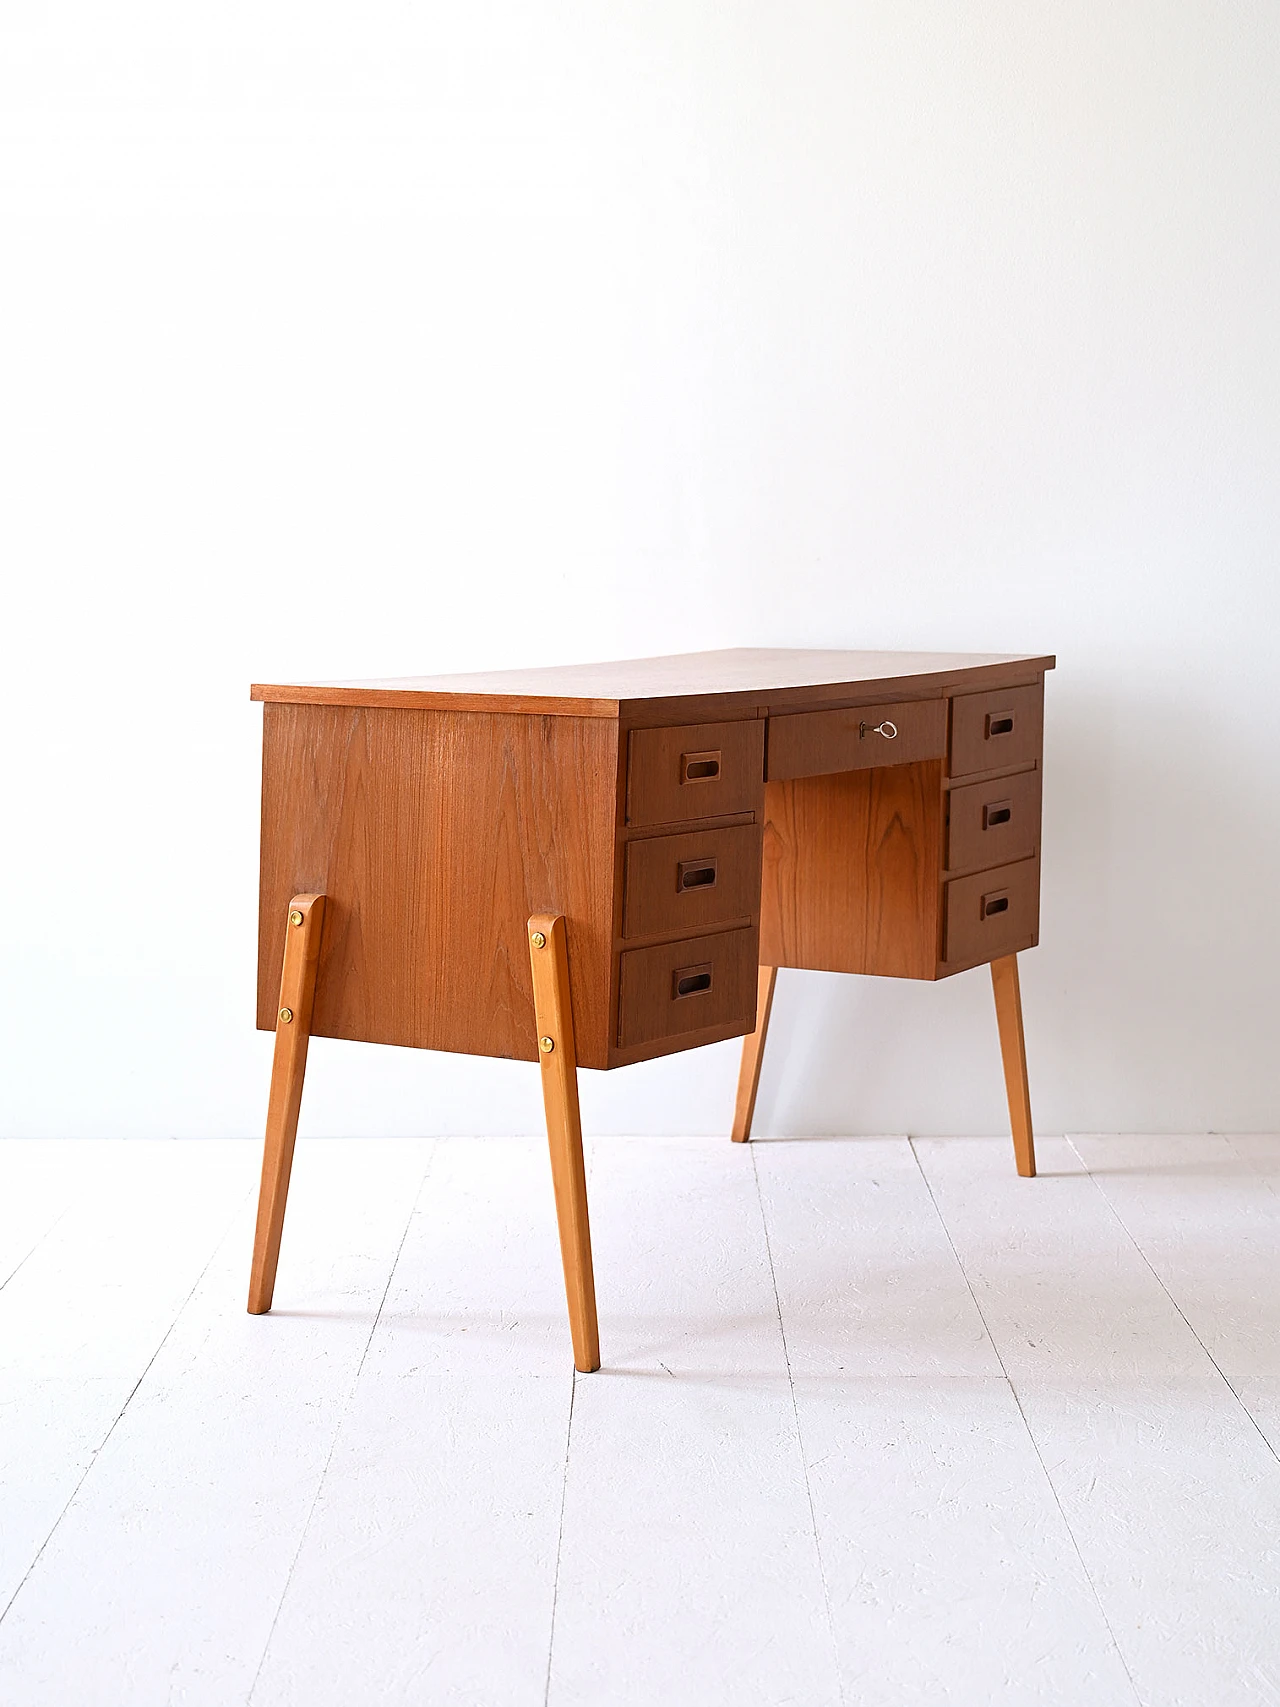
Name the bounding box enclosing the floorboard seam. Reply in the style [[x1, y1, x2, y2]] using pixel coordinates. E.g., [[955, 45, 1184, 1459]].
[[0, 1205, 71, 1296], [245, 1144, 435, 1706], [908, 1138, 1145, 1707], [1067, 1136, 1280, 1470], [542, 1370, 576, 1707], [0, 1183, 253, 1631], [750, 1143, 846, 1707], [1224, 1134, 1280, 1202]]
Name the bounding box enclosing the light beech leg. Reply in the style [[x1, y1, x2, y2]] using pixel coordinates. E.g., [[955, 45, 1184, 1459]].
[[731, 965, 778, 1143], [248, 894, 326, 1313], [528, 914, 600, 1372], [991, 952, 1036, 1178]]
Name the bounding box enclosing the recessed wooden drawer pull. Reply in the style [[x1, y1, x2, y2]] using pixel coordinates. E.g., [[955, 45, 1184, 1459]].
[[617, 924, 755, 1047], [627, 721, 764, 828], [859, 719, 898, 740], [949, 683, 1042, 779], [622, 826, 760, 938], [981, 890, 1010, 919], [946, 770, 1040, 870], [681, 751, 721, 783], [678, 858, 718, 891], [673, 964, 713, 998]]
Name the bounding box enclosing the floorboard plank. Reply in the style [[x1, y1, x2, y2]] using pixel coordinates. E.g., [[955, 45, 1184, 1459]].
[[919, 1135, 1280, 1707], [252, 1137, 576, 1707], [753, 1135, 1000, 1380], [0, 1141, 99, 1293], [759, 1137, 1137, 1706], [548, 1137, 841, 1707], [0, 1141, 251, 1623], [0, 1138, 431, 1707], [1225, 1133, 1280, 1193], [1071, 1135, 1280, 1455]]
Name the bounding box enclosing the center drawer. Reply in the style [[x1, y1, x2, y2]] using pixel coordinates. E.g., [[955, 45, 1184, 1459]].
[[617, 926, 757, 1050], [765, 698, 947, 782], [622, 823, 762, 939]]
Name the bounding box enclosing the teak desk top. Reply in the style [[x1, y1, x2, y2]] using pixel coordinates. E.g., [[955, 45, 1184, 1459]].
[[252, 645, 1056, 721], [248, 646, 1054, 1369]]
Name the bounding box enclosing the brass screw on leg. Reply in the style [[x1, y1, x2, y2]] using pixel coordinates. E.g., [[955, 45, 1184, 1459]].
[[530, 931, 546, 949], [539, 1036, 555, 1053], [279, 1008, 294, 1024], [289, 909, 304, 926]]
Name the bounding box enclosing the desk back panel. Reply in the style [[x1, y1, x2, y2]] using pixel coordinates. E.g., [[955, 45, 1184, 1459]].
[[257, 703, 619, 1066], [760, 761, 944, 978]]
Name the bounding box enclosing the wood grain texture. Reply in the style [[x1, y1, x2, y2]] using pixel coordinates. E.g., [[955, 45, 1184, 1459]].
[[990, 954, 1036, 1177], [731, 964, 778, 1142], [765, 698, 947, 782], [622, 823, 762, 939], [949, 681, 1044, 779], [760, 762, 943, 979], [248, 894, 326, 1315], [251, 646, 1055, 719], [625, 718, 765, 828], [528, 914, 600, 1372], [257, 703, 619, 1068]]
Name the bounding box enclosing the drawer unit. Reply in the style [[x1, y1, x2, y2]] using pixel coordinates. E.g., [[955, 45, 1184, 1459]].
[[622, 823, 762, 939], [617, 926, 757, 1050], [942, 857, 1039, 966], [766, 698, 946, 782], [626, 719, 764, 828], [946, 768, 1041, 873], [949, 682, 1043, 779]]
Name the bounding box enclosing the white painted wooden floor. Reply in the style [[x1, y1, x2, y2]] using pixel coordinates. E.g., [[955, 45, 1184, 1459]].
[[1, 1134, 1278, 1707]]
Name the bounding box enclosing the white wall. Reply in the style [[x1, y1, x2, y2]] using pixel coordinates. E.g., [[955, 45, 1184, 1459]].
[[3, 3, 1277, 1139]]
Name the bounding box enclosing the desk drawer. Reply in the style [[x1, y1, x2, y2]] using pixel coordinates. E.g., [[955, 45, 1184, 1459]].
[[626, 720, 764, 828], [949, 682, 1043, 779], [765, 698, 946, 782], [617, 926, 757, 1049], [623, 824, 762, 939], [946, 769, 1041, 873], [943, 857, 1039, 966]]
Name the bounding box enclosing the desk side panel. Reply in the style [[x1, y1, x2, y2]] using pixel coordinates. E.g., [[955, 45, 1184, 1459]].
[[256, 704, 619, 1067]]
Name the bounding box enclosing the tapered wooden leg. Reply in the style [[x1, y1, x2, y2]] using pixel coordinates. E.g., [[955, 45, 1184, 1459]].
[[731, 965, 778, 1142], [990, 952, 1036, 1178], [248, 894, 326, 1313], [528, 914, 600, 1373]]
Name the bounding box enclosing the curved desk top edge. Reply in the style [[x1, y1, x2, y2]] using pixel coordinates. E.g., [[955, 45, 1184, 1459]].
[[251, 646, 1056, 719]]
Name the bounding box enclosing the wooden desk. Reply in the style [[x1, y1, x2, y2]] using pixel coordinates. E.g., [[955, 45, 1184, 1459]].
[[248, 647, 1054, 1370]]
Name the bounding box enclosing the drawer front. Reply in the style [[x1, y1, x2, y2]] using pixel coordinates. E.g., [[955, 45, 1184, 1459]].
[[946, 769, 1041, 873], [943, 857, 1039, 966], [623, 823, 762, 939], [617, 926, 757, 1050], [765, 698, 946, 782], [949, 682, 1043, 779], [627, 720, 764, 828]]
